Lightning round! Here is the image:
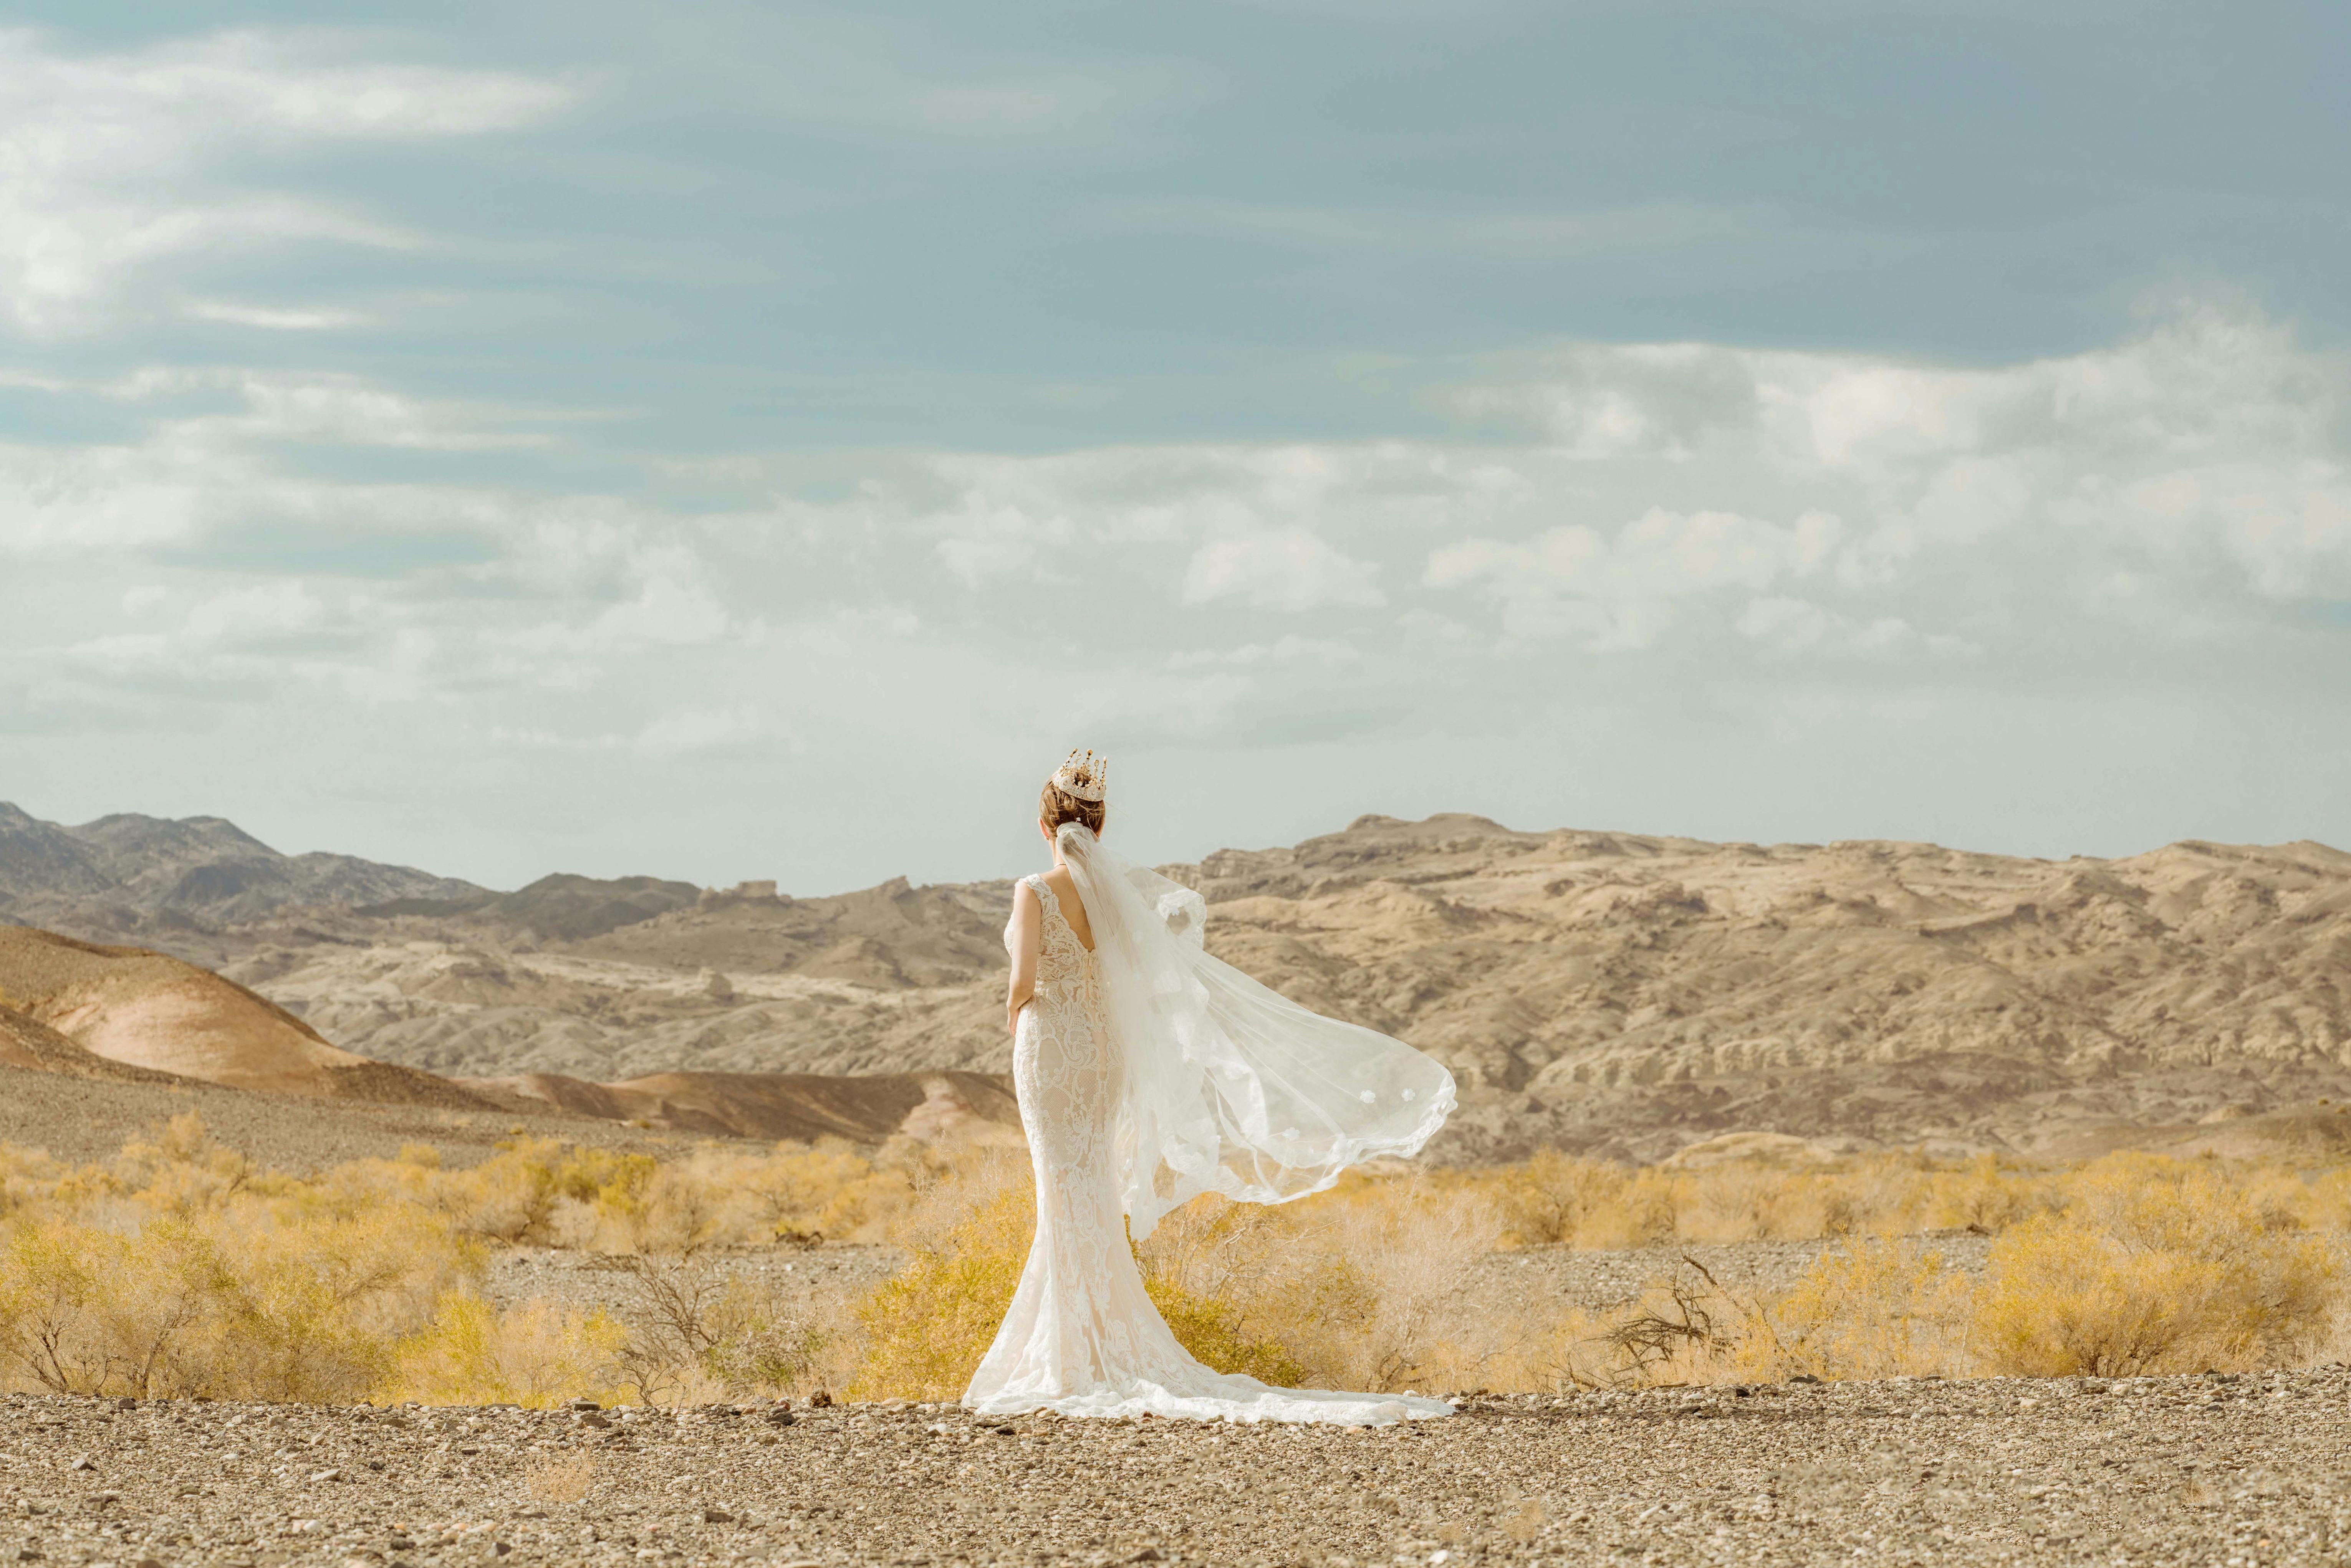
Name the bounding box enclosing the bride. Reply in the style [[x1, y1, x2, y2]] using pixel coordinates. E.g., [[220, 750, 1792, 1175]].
[[965, 750, 1459, 1425]]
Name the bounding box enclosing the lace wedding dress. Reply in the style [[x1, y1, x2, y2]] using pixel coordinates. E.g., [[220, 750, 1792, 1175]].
[[964, 829, 1457, 1427]]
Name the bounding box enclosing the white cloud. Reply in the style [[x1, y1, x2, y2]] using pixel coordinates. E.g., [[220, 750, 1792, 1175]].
[[633, 701, 783, 756], [185, 299, 373, 330], [136, 370, 558, 451], [295, 625, 439, 704], [0, 441, 204, 554], [2052, 461, 2351, 598], [1181, 528, 1386, 612], [184, 580, 322, 645], [934, 493, 1072, 584], [1426, 508, 1840, 649], [498, 548, 731, 660], [0, 28, 568, 329], [1738, 595, 1828, 648], [3, 298, 2346, 854]]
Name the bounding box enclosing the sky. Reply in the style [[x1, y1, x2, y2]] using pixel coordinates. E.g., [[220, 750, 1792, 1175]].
[[1, 0, 2346, 894]]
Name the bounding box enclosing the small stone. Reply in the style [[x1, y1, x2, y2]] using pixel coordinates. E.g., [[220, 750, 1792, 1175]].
[[702, 1507, 733, 1524], [310, 1467, 344, 1483], [67, 1454, 93, 1471]]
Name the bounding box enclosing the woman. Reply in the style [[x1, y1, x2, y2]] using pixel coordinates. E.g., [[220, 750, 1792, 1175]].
[[965, 749, 1458, 1425]]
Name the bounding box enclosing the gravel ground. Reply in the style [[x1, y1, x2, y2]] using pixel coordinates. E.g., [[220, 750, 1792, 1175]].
[[478, 1234, 2004, 1336], [2, 1369, 2344, 1567], [1462, 1233, 1998, 1312]]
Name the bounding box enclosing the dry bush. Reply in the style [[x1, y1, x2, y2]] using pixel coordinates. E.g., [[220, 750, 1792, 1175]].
[[611, 1255, 825, 1402], [849, 1169, 1033, 1401], [379, 1296, 634, 1408], [1772, 1238, 1973, 1380], [1313, 1181, 1504, 1391], [1683, 1166, 1804, 1243], [1543, 1259, 1764, 1390], [1137, 1194, 1374, 1387], [0, 1117, 474, 1402], [1927, 1154, 2055, 1233], [12, 1109, 2351, 1408], [1973, 1153, 2340, 1377], [1484, 1151, 1633, 1247]]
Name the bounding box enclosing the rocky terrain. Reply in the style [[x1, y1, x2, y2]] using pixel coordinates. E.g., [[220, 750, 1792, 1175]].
[[6, 802, 2351, 1162], [0, 804, 479, 925], [1, 1369, 2344, 1566]]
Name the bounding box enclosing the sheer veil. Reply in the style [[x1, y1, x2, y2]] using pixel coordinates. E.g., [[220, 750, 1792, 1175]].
[[1053, 821, 1456, 1240]]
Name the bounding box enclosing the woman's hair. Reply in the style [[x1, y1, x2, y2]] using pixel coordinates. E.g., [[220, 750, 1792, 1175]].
[[1039, 779, 1106, 837]]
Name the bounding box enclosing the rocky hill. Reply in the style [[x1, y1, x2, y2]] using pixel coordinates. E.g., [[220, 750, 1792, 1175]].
[[0, 926, 482, 1104], [8, 805, 2350, 1163], [0, 801, 482, 924]]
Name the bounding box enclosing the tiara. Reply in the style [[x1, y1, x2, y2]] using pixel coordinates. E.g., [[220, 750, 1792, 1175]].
[[1052, 748, 1109, 804]]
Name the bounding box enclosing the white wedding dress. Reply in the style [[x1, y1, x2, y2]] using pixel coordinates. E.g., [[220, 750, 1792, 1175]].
[[964, 826, 1457, 1426]]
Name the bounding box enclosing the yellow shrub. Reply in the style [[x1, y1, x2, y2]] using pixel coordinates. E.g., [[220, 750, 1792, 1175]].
[[849, 1182, 1032, 1401], [1974, 1154, 2339, 1376], [1929, 1154, 2053, 1234], [0, 1203, 473, 1401], [1484, 1151, 1633, 1247], [1773, 1238, 1973, 1381], [1144, 1281, 1305, 1386], [379, 1295, 634, 1408]]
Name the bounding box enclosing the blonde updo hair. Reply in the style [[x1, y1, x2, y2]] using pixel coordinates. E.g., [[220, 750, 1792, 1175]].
[[1039, 779, 1106, 837]]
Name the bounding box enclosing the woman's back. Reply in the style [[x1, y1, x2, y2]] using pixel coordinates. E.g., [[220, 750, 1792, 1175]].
[[1036, 865, 1094, 952]]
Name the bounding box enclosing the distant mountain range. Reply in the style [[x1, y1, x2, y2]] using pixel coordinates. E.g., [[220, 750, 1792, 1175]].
[[5, 799, 2351, 1163], [0, 802, 483, 921]]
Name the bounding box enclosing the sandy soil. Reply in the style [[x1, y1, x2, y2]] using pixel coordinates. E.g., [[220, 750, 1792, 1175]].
[[0, 1370, 2340, 1566], [0, 1065, 749, 1172]]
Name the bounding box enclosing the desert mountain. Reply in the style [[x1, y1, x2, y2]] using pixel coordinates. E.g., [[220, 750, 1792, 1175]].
[[0, 998, 182, 1084], [359, 873, 705, 943], [11, 806, 2351, 1162], [0, 920, 1023, 1148], [0, 801, 481, 925], [0, 926, 481, 1104]]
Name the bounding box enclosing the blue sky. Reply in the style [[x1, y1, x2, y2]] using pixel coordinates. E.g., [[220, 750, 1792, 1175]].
[[2, 1, 2346, 892]]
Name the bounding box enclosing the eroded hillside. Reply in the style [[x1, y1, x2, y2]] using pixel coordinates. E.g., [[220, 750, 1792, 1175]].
[[143, 815, 2348, 1161], [11, 807, 2349, 1161]]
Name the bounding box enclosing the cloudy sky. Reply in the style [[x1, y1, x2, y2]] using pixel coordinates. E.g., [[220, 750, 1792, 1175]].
[[2, 1, 2346, 893]]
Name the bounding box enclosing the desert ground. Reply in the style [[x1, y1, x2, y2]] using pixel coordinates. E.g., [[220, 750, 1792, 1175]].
[[5, 1371, 2348, 1568]]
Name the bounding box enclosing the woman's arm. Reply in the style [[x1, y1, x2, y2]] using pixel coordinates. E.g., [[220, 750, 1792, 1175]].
[[1005, 880, 1041, 1035]]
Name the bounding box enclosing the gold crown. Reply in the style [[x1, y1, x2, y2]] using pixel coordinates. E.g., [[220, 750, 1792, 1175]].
[[1051, 748, 1109, 804]]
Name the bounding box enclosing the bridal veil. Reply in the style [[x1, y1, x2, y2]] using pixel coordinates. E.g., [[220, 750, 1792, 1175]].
[[1052, 821, 1457, 1241]]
